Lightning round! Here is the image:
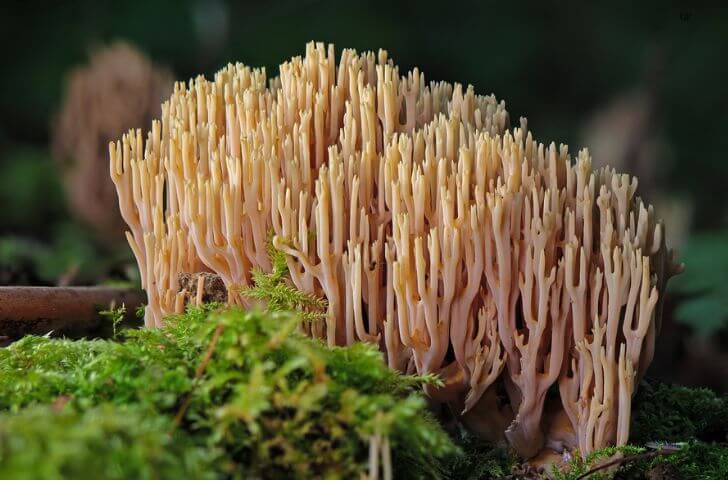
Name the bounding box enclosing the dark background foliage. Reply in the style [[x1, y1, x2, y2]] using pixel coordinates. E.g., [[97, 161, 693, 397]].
[[0, 0, 726, 391]]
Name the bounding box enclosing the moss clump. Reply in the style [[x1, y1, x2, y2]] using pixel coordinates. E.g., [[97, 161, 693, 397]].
[[612, 442, 728, 479], [0, 321, 193, 413], [550, 443, 728, 480], [644, 442, 728, 479], [0, 404, 217, 479], [0, 306, 454, 479], [631, 380, 728, 443], [179, 308, 454, 479], [441, 429, 515, 479], [548, 379, 728, 480], [548, 445, 645, 479]]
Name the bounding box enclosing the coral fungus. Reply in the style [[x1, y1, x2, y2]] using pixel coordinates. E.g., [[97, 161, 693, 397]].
[[110, 42, 681, 459], [54, 42, 172, 244]]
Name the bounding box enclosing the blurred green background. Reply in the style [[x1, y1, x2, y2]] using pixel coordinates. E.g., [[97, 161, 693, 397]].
[[0, 1, 726, 390]]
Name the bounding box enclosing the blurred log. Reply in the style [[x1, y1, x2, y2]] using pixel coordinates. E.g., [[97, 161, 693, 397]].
[[0, 286, 145, 343]]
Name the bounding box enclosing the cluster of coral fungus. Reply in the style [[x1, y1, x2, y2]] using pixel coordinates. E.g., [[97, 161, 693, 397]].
[[110, 42, 680, 460]]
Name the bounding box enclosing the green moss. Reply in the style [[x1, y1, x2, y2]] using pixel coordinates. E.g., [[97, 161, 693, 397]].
[[242, 236, 327, 322], [0, 306, 455, 479], [614, 442, 728, 479], [631, 380, 728, 443], [99, 303, 127, 339], [441, 429, 515, 479], [0, 323, 194, 413], [653, 442, 728, 479], [553, 443, 728, 480], [0, 404, 218, 479], [550, 445, 646, 479], [185, 308, 455, 478], [550, 381, 728, 479]]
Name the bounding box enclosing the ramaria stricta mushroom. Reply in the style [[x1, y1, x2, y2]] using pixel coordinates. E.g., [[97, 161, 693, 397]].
[[110, 42, 682, 462], [54, 42, 172, 245]]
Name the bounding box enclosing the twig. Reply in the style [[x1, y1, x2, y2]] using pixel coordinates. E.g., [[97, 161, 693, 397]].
[[171, 322, 225, 430], [57, 262, 80, 286], [577, 448, 678, 479]]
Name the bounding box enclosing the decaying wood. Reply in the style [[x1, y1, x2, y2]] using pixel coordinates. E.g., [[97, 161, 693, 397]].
[[177, 272, 227, 304], [0, 286, 145, 342]]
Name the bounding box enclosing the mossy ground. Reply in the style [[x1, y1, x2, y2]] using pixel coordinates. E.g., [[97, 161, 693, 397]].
[[0, 305, 457, 478], [3, 308, 725, 479]]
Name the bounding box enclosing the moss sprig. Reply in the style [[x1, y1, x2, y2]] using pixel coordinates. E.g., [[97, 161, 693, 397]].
[[242, 235, 326, 323]]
